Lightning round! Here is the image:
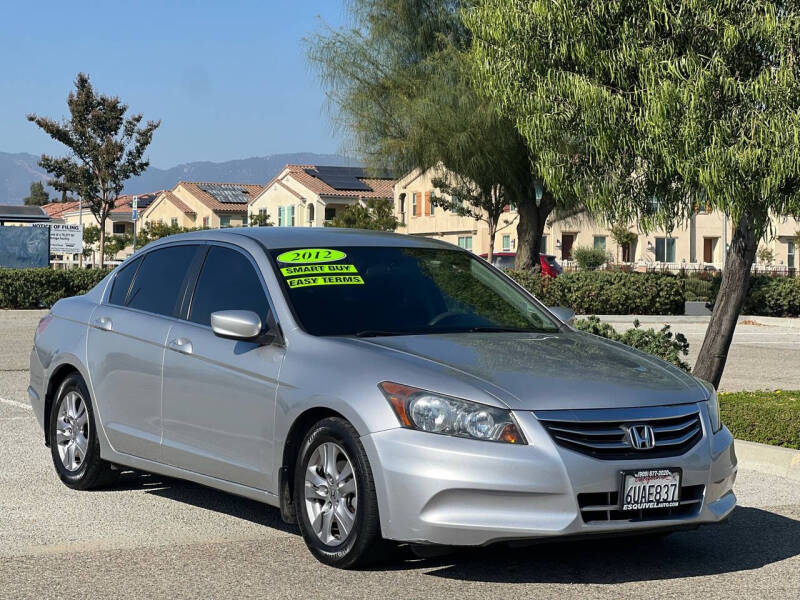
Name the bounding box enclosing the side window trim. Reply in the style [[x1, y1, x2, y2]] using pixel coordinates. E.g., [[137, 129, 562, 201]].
[[109, 256, 143, 307], [183, 241, 279, 331], [103, 242, 203, 319]]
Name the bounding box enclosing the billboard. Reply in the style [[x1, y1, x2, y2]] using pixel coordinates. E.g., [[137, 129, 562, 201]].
[[33, 223, 83, 254], [0, 226, 50, 268]]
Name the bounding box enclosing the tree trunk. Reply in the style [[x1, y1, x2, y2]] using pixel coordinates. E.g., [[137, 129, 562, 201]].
[[515, 192, 555, 271], [98, 216, 106, 269], [487, 220, 496, 264], [693, 213, 760, 388]]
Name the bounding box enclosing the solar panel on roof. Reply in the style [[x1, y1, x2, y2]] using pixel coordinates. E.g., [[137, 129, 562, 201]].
[[198, 184, 251, 204], [306, 166, 372, 191]]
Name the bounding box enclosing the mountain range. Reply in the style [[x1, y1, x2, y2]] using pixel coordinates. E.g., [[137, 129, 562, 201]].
[[0, 151, 361, 205]]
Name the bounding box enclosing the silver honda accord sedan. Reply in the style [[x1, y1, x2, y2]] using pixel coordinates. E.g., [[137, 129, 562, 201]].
[[28, 227, 736, 568]]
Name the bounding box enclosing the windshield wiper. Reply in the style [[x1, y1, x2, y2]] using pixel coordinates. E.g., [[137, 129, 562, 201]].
[[467, 326, 551, 333], [353, 330, 419, 338]]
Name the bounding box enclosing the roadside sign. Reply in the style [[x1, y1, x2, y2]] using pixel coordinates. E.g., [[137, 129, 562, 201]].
[[33, 223, 83, 254], [132, 195, 138, 210], [132, 208, 138, 221]]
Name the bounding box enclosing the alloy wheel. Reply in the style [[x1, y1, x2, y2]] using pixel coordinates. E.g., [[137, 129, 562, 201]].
[[303, 441, 358, 546], [55, 391, 90, 472]]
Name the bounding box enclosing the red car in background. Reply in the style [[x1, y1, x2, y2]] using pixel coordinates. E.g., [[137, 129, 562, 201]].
[[480, 251, 562, 277]]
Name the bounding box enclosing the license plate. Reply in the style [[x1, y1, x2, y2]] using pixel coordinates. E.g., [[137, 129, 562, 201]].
[[619, 468, 681, 511]]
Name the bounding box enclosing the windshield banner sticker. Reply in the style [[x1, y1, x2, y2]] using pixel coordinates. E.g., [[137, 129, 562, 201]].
[[281, 264, 358, 276], [287, 275, 364, 289], [277, 248, 347, 264]]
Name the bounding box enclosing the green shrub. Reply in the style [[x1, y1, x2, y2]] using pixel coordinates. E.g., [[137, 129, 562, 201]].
[[574, 315, 691, 371], [683, 276, 714, 302], [0, 268, 111, 309], [571, 246, 607, 270], [506, 270, 685, 315], [708, 274, 800, 316], [720, 390, 800, 449]]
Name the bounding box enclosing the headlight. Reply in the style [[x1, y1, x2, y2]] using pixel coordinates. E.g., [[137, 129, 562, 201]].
[[378, 382, 526, 444], [698, 379, 722, 433]]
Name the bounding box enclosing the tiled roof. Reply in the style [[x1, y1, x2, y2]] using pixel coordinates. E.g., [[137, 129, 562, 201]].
[[41, 201, 81, 219], [267, 165, 396, 199], [178, 181, 263, 213], [109, 192, 161, 214]]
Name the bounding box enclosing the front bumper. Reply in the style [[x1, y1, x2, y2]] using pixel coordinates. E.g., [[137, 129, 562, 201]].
[[361, 407, 737, 546]]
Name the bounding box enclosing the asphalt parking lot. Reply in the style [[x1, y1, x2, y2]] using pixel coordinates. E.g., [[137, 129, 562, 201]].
[[2, 310, 799, 599], [597, 315, 800, 392]]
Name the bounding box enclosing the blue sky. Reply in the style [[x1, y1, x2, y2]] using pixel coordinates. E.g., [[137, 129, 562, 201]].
[[0, 0, 350, 167]]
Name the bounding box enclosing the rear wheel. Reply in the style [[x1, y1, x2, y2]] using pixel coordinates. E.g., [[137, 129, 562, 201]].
[[48, 373, 116, 490], [293, 417, 390, 568]]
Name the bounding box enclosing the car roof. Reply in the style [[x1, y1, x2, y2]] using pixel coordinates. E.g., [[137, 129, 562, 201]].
[[147, 226, 460, 251]]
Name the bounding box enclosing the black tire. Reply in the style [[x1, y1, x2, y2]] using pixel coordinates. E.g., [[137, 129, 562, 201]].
[[48, 373, 116, 490], [293, 417, 391, 568]]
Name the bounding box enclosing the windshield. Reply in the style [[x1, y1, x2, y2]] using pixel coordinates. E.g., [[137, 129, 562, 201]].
[[270, 246, 560, 337]]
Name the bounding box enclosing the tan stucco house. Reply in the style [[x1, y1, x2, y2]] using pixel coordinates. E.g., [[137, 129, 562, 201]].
[[394, 167, 799, 271], [142, 181, 263, 229], [248, 165, 395, 227]]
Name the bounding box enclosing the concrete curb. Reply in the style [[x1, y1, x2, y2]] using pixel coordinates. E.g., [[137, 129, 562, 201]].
[[583, 314, 800, 329], [735, 439, 800, 481]]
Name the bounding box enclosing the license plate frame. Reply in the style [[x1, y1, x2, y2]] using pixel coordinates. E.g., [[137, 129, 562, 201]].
[[618, 468, 682, 511]]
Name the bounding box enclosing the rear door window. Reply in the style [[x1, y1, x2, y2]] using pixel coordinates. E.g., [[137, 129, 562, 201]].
[[125, 245, 199, 317], [108, 257, 141, 306], [188, 246, 269, 327]]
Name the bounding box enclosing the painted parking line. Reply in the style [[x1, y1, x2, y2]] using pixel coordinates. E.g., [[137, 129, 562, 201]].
[[0, 396, 31, 411]]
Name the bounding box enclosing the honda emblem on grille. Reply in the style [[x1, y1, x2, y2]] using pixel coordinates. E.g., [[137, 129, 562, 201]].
[[626, 424, 656, 450]]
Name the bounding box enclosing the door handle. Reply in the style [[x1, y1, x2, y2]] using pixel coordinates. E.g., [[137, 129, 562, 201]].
[[167, 337, 193, 355], [92, 316, 113, 331]]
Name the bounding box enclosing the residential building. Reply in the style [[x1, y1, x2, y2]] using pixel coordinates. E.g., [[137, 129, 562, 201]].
[[43, 193, 160, 265], [394, 167, 800, 271], [143, 182, 262, 230], [248, 165, 395, 227], [393, 167, 520, 256]]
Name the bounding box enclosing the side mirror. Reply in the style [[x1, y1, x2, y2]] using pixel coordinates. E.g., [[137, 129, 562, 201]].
[[548, 306, 576, 326], [211, 310, 268, 342]]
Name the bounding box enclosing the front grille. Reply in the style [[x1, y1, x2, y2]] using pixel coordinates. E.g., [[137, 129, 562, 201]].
[[534, 405, 703, 460], [578, 485, 705, 523]]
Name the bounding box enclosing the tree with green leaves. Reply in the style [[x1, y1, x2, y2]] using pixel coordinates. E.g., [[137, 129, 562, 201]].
[[431, 175, 517, 263], [325, 197, 399, 231], [307, 0, 567, 270], [23, 181, 49, 206], [27, 73, 160, 268], [466, 0, 800, 387], [249, 212, 273, 227]]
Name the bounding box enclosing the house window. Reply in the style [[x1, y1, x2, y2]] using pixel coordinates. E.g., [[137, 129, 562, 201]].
[[202, 216, 209, 228], [412, 193, 418, 217], [220, 216, 231, 228], [290, 205, 296, 227], [540, 235, 548, 254], [789, 241, 795, 268], [502, 235, 511, 251], [324, 207, 336, 221], [399, 196, 406, 222], [278, 207, 284, 226], [593, 236, 606, 251], [258, 208, 267, 216], [112, 222, 126, 234], [308, 204, 315, 225], [655, 237, 676, 262], [242, 214, 248, 226], [171, 217, 178, 227], [457, 236, 473, 251], [429, 193, 434, 216]]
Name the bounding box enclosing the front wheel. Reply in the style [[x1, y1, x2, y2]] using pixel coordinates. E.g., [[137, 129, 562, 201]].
[[293, 417, 390, 568], [48, 373, 116, 490]]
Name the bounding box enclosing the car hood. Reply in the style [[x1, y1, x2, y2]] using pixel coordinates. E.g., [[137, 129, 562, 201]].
[[354, 330, 707, 411]]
